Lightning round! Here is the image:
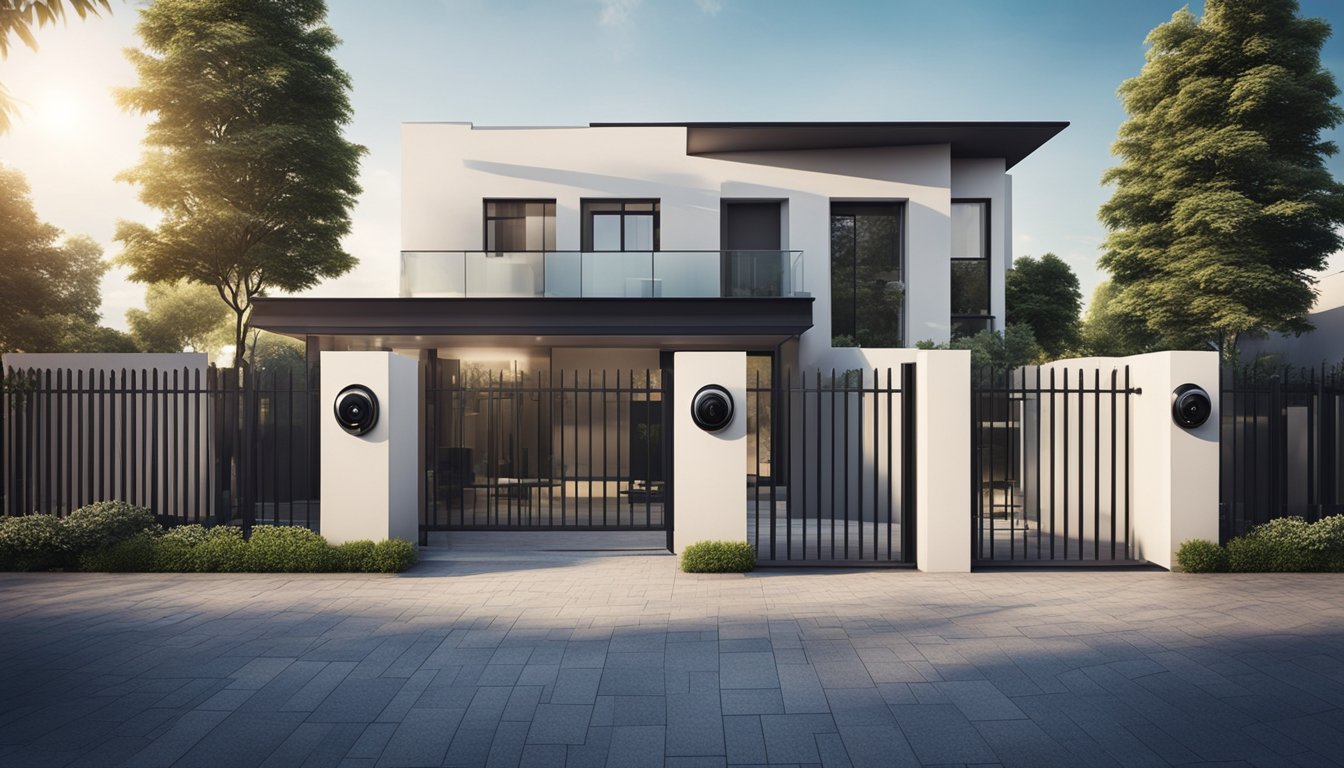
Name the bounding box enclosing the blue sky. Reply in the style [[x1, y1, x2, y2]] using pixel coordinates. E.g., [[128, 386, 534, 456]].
[[2, 0, 1342, 330]]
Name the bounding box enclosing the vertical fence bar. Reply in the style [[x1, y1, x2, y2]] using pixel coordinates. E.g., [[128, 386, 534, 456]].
[[901, 363, 917, 565]]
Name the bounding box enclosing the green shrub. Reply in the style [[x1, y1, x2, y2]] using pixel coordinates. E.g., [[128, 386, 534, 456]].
[[245, 525, 332, 573], [333, 540, 377, 572], [65, 501, 158, 550], [1175, 539, 1227, 573], [680, 540, 755, 573], [80, 532, 160, 572], [153, 524, 212, 572], [370, 539, 418, 573], [0, 514, 74, 571], [193, 526, 248, 572], [1303, 514, 1344, 571], [1227, 534, 1305, 572]]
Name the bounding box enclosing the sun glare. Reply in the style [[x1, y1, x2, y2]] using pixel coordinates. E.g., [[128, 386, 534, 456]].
[[33, 91, 87, 138]]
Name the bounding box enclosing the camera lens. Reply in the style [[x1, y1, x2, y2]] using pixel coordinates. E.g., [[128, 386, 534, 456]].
[[691, 385, 734, 432], [1171, 384, 1211, 429], [334, 385, 379, 436]]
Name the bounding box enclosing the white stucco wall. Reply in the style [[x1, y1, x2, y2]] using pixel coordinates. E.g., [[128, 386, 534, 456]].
[[320, 352, 419, 545], [951, 158, 1010, 332], [402, 123, 1018, 359], [672, 351, 746, 553]]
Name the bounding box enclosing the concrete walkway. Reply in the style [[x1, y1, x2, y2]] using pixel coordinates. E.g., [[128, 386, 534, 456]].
[[1, 555, 1343, 767]]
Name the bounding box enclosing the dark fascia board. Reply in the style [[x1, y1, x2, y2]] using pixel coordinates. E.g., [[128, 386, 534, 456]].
[[250, 297, 815, 338], [589, 121, 1069, 169]]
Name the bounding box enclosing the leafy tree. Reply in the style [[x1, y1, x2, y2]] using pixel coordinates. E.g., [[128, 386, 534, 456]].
[[126, 280, 231, 353], [1099, 0, 1344, 362], [0, 167, 125, 353], [0, 0, 111, 133], [114, 0, 364, 368], [917, 325, 1043, 373], [1080, 280, 1162, 357], [1005, 253, 1082, 359]]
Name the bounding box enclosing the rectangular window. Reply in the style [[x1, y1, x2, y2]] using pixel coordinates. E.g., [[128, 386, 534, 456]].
[[485, 200, 555, 252], [951, 200, 991, 338], [830, 202, 904, 347], [582, 200, 660, 251]]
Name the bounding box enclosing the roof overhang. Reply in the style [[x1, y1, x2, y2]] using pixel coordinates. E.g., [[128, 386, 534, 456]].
[[251, 297, 814, 347], [591, 121, 1069, 169]]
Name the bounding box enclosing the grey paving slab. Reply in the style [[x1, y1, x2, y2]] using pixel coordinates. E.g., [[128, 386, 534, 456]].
[[3, 560, 1344, 768]]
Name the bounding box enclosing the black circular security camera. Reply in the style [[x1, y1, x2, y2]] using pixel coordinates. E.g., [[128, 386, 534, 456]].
[[1171, 383, 1211, 429], [334, 384, 379, 436], [691, 384, 734, 433]]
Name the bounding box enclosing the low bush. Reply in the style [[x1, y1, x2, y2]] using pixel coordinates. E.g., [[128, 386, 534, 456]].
[[80, 532, 161, 573], [681, 540, 755, 573], [333, 540, 377, 573], [1175, 539, 1226, 573], [0, 514, 74, 571], [193, 526, 249, 573], [245, 525, 333, 572], [369, 539, 418, 573], [65, 501, 158, 550]]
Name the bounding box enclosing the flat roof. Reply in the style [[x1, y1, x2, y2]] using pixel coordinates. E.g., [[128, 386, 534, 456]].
[[590, 121, 1068, 169]]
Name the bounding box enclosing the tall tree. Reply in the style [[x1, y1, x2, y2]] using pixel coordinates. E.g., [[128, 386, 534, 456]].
[[1079, 280, 1162, 357], [1099, 0, 1344, 363], [1005, 253, 1082, 359], [0, 167, 126, 353], [0, 0, 111, 133], [115, 0, 364, 367], [126, 279, 232, 353]]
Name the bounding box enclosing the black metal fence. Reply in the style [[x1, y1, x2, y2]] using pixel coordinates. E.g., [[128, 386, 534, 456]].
[[1220, 365, 1344, 542], [749, 365, 916, 566], [1, 365, 318, 529], [972, 366, 1140, 564], [423, 366, 670, 532]]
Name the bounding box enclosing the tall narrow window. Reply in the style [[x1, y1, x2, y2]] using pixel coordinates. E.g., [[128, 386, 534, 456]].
[[951, 200, 992, 338], [830, 202, 904, 347], [484, 200, 555, 252], [582, 200, 660, 251]]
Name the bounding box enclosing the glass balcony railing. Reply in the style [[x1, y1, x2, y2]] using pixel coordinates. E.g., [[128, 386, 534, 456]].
[[399, 250, 805, 299]]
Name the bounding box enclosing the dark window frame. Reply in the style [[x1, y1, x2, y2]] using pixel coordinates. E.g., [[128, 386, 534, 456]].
[[483, 199, 556, 253], [581, 199, 661, 251], [951, 198, 993, 338], [830, 200, 906, 347]]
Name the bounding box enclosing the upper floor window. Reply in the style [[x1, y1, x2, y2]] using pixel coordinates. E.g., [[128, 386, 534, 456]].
[[485, 200, 555, 252], [581, 200, 660, 251], [831, 202, 904, 347], [951, 200, 991, 339]]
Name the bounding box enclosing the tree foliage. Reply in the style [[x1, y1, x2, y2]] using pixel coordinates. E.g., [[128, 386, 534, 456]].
[[1099, 0, 1344, 362], [1005, 253, 1082, 359], [115, 0, 364, 367], [1080, 280, 1163, 357], [0, 166, 128, 353], [0, 0, 111, 133], [126, 279, 231, 353]]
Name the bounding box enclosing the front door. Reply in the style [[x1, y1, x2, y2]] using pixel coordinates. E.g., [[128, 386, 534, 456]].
[[722, 201, 783, 297]]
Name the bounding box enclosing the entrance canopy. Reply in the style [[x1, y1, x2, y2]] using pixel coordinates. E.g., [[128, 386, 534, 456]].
[[250, 296, 814, 350]]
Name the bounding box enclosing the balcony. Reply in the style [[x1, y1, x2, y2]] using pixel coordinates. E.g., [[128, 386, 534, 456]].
[[400, 250, 805, 299]]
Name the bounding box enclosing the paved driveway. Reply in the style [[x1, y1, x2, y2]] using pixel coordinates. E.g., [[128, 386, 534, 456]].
[[1, 554, 1343, 767]]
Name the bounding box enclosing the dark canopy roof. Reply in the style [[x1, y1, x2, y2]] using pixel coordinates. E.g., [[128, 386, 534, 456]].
[[591, 121, 1068, 169]]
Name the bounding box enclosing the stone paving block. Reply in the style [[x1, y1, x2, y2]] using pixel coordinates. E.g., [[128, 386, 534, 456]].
[[444, 727, 496, 767], [814, 731, 853, 768], [888, 703, 997, 765], [723, 715, 766, 764], [282, 662, 358, 712], [258, 722, 334, 768], [476, 664, 524, 687], [565, 725, 612, 768], [503, 685, 544, 722], [822, 687, 895, 726], [758, 713, 836, 764], [599, 652, 665, 696], [813, 662, 874, 689], [376, 708, 460, 767], [123, 709, 230, 768], [720, 688, 785, 715], [561, 641, 609, 669], [609, 695, 666, 726], [308, 677, 405, 723], [518, 743, 567, 767], [778, 664, 830, 714], [485, 720, 530, 768], [552, 668, 603, 704], [836, 724, 918, 768], [934, 680, 1027, 721], [174, 711, 306, 768], [666, 689, 724, 757], [606, 724, 665, 768], [460, 686, 513, 730], [720, 652, 779, 690], [527, 704, 592, 745]]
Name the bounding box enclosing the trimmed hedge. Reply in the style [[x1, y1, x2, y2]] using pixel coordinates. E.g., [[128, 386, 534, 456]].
[[1177, 514, 1344, 573], [681, 540, 755, 573], [0, 502, 417, 574]]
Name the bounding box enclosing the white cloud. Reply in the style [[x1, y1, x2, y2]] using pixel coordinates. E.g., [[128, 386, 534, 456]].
[[599, 0, 640, 28], [695, 0, 723, 15]]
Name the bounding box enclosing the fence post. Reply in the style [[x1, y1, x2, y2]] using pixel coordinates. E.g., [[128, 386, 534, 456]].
[[914, 349, 971, 572]]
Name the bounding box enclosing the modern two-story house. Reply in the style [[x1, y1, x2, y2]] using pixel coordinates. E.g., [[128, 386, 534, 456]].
[[251, 121, 1066, 552]]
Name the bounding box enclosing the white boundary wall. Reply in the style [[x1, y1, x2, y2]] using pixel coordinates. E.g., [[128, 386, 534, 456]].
[[672, 351, 747, 553], [320, 352, 419, 545]]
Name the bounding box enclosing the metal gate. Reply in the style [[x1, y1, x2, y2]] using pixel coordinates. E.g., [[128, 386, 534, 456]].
[[422, 366, 671, 533], [748, 365, 916, 566], [971, 365, 1140, 565]]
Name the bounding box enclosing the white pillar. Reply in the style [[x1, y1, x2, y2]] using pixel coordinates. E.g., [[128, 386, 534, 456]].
[[320, 351, 419, 545], [672, 351, 746, 554], [915, 349, 972, 572], [1125, 351, 1220, 569]]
